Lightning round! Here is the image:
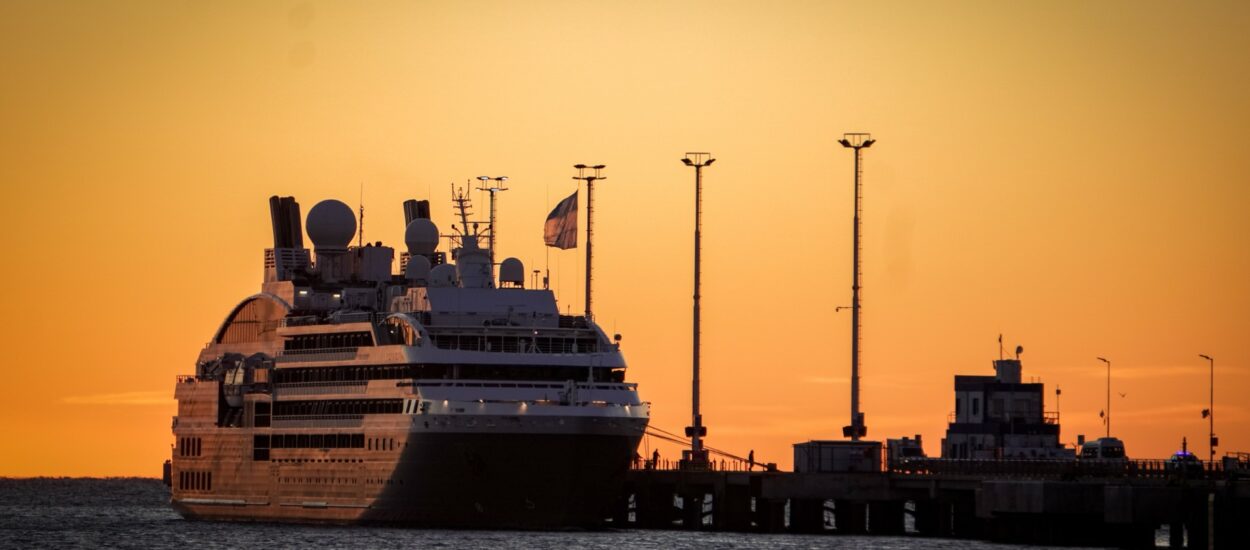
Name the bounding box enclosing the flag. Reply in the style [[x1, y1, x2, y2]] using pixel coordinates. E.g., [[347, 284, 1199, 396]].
[[1202, 409, 1210, 419], [544, 190, 578, 249]]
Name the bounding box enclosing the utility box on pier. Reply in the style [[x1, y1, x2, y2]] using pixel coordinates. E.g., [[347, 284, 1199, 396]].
[[793, 440, 882, 473]]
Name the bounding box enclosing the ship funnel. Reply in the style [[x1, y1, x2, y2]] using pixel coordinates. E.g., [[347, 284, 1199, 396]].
[[268, 196, 304, 249], [403, 199, 431, 224]]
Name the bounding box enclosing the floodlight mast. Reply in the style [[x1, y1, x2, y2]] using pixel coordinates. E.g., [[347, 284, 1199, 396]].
[[476, 176, 509, 282], [572, 164, 606, 318], [1200, 354, 1215, 462], [681, 152, 714, 466], [839, 133, 874, 441]]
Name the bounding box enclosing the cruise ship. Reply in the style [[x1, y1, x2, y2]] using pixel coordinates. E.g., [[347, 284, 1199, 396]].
[[168, 192, 649, 527]]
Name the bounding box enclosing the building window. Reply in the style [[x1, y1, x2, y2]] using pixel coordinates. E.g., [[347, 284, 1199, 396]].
[[972, 398, 980, 416]]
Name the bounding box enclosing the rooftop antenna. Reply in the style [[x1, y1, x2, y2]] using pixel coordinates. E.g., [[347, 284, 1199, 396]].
[[476, 175, 509, 277], [451, 183, 473, 235], [1199, 353, 1215, 463], [1097, 357, 1111, 438], [572, 164, 606, 319], [998, 334, 1004, 361], [838, 132, 875, 441], [680, 152, 714, 467], [357, 182, 365, 248]]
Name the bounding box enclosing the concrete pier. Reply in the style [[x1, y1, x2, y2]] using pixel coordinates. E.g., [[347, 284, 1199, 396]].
[[619, 463, 1250, 548]]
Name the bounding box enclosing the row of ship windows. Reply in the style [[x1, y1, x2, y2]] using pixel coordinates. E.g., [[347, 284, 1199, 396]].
[[251, 434, 398, 460], [271, 399, 403, 417], [272, 364, 624, 384], [273, 458, 364, 464], [284, 331, 374, 351], [368, 438, 396, 451], [429, 334, 600, 354], [255, 433, 364, 451], [178, 437, 202, 457], [277, 477, 403, 486], [179, 470, 211, 492]]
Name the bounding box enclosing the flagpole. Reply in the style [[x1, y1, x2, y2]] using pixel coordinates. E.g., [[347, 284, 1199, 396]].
[[572, 164, 606, 319]]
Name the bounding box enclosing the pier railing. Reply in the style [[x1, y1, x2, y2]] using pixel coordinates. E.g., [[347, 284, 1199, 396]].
[[630, 457, 764, 472], [890, 457, 1227, 480]]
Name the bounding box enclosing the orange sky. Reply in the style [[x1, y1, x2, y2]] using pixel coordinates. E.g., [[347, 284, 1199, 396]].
[[1, 1, 1247, 476]]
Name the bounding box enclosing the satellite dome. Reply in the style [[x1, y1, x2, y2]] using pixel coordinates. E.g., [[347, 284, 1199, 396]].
[[306, 200, 356, 249], [429, 264, 457, 288], [404, 218, 439, 255], [500, 257, 524, 286], [405, 254, 431, 282]]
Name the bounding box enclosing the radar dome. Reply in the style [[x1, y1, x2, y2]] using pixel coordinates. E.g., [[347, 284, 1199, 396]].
[[500, 257, 524, 286], [306, 200, 357, 249], [429, 264, 457, 288], [405, 254, 431, 282], [404, 218, 440, 255]]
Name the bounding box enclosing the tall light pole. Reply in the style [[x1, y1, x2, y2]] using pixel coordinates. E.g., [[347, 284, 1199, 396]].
[[682, 152, 714, 466], [838, 133, 875, 441], [1200, 354, 1215, 463], [476, 176, 509, 281], [572, 164, 605, 318], [1098, 357, 1111, 438]]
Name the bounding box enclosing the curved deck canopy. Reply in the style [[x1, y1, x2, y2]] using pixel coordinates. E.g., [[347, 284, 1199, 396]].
[[213, 293, 292, 344]]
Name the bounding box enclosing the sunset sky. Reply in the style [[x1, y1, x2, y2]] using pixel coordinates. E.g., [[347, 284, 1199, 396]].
[[1, 1, 1247, 476]]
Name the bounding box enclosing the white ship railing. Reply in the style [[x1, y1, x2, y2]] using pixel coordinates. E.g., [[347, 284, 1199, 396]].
[[409, 379, 637, 391]]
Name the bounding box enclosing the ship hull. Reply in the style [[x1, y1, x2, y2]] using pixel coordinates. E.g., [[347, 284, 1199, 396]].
[[172, 428, 643, 528]]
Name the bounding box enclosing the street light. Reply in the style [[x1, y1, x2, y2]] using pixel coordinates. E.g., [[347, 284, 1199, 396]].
[[1097, 357, 1111, 438], [572, 164, 606, 318], [1200, 354, 1215, 463], [681, 152, 713, 467], [840, 133, 874, 441]]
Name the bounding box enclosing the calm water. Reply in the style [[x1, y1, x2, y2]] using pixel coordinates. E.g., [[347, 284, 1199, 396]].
[[0, 478, 1108, 549]]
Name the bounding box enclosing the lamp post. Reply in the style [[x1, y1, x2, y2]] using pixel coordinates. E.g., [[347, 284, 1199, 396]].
[[681, 152, 714, 466], [572, 164, 606, 318], [475, 176, 509, 282], [1200, 354, 1215, 463], [838, 133, 875, 441], [1097, 357, 1111, 438]]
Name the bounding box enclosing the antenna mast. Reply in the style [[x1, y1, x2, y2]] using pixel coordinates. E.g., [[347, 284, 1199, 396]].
[[450, 183, 476, 241], [476, 175, 509, 277], [572, 164, 606, 319], [358, 182, 364, 248]]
